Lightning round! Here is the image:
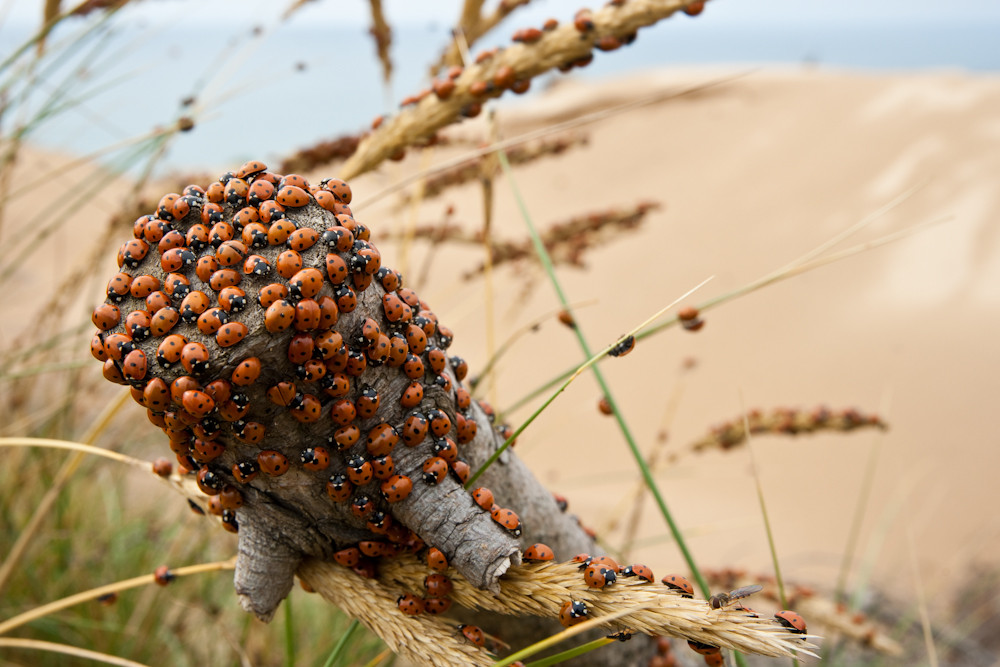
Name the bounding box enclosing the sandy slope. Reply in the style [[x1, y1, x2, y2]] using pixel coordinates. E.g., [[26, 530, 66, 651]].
[[351, 65, 1000, 612], [7, 65, 999, 622]]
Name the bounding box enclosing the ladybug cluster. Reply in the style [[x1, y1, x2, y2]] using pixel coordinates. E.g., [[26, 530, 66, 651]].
[[91, 160, 523, 580]]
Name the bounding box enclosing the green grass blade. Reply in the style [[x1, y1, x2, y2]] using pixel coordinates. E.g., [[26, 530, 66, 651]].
[[523, 637, 614, 666], [495, 149, 710, 598], [321, 619, 360, 667]]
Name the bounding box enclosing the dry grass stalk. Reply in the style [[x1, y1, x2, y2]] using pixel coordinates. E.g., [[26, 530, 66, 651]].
[[278, 133, 362, 174], [434, 0, 533, 74], [382, 200, 657, 279], [702, 568, 903, 657], [340, 0, 702, 180], [297, 560, 494, 667], [393, 131, 589, 207], [691, 405, 887, 453], [375, 555, 817, 658], [368, 0, 393, 83]]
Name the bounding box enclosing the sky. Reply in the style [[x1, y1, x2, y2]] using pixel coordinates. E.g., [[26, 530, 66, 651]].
[[4, 0, 1000, 30]]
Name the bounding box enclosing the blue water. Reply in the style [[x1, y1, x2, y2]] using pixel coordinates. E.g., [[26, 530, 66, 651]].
[[2, 12, 997, 174]]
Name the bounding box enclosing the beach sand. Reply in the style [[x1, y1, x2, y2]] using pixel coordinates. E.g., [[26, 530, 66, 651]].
[[6, 65, 999, 624]]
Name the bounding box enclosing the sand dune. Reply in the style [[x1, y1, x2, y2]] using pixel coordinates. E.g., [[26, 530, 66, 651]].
[[7, 65, 999, 622]]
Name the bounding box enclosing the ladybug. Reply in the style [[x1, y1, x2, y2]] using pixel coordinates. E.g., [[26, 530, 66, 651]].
[[287, 228, 320, 252], [590, 555, 620, 572], [356, 386, 380, 419], [662, 574, 695, 598], [208, 268, 241, 291], [92, 303, 121, 331], [264, 299, 295, 333], [289, 268, 324, 300], [522, 543, 555, 562], [371, 454, 395, 480], [331, 424, 360, 450], [608, 334, 635, 357], [431, 437, 457, 463], [426, 409, 451, 438], [257, 450, 290, 476], [401, 412, 429, 446], [351, 494, 374, 518], [333, 546, 361, 568], [151, 458, 173, 477], [426, 547, 448, 571], [382, 292, 412, 323], [552, 493, 569, 512], [333, 284, 357, 312], [233, 419, 265, 444], [381, 475, 413, 503], [358, 540, 387, 558], [300, 446, 330, 471], [584, 564, 617, 588], [421, 456, 447, 485], [326, 473, 352, 502], [558, 600, 588, 628], [396, 594, 423, 616], [367, 510, 391, 533], [774, 610, 807, 634], [678, 306, 705, 331], [286, 333, 315, 365], [121, 349, 148, 383], [683, 1, 705, 16], [422, 597, 452, 615], [366, 423, 399, 457], [180, 342, 210, 375], [129, 274, 160, 299], [232, 460, 258, 483], [490, 507, 522, 537], [346, 454, 373, 485], [458, 624, 485, 647], [243, 254, 271, 277], [704, 652, 725, 667], [450, 460, 470, 484], [377, 267, 401, 292], [321, 371, 351, 398], [405, 323, 427, 354], [400, 381, 424, 408], [471, 487, 494, 511], [216, 322, 248, 348], [423, 573, 452, 597], [687, 640, 721, 656], [196, 307, 229, 335], [231, 357, 261, 386], [622, 564, 654, 583], [153, 565, 175, 586]]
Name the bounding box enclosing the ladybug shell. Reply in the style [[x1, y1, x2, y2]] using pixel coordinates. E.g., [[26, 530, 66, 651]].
[[522, 543, 555, 562], [687, 640, 721, 656], [381, 475, 413, 503], [489, 507, 522, 537], [775, 610, 807, 634], [422, 597, 452, 615], [558, 600, 587, 628], [423, 573, 453, 597], [662, 574, 695, 598], [470, 486, 495, 510], [257, 450, 290, 476], [396, 593, 423, 616], [622, 564, 654, 582], [459, 625, 485, 647], [426, 548, 448, 571], [583, 564, 617, 589]]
